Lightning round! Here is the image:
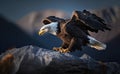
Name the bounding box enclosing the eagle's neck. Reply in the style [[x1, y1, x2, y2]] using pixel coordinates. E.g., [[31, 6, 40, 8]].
[[48, 22, 59, 35], [56, 23, 61, 34]]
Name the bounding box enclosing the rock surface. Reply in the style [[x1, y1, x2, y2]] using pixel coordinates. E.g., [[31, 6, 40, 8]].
[[0, 45, 119, 74]]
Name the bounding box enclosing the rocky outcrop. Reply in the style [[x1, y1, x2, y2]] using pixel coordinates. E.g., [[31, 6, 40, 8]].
[[0, 45, 119, 74]]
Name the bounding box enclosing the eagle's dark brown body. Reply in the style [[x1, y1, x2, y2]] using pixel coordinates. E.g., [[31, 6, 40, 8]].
[[56, 20, 89, 52], [40, 10, 111, 53]]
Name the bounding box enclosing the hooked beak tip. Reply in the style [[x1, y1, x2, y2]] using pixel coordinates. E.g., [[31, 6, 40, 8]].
[[38, 30, 46, 35]]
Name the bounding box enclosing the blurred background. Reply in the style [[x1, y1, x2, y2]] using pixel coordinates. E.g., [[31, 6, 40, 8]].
[[0, 0, 120, 63]]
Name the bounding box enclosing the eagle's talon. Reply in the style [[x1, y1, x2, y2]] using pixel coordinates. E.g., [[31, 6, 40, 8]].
[[59, 48, 70, 53], [53, 47, 62, 51], [53, 47, 70, 53]]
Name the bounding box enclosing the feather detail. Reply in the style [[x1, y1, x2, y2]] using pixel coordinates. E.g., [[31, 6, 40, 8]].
[[87, 36, 106, 50]]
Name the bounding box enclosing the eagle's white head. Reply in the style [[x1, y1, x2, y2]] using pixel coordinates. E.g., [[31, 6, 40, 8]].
[[38, 22, 58, 35]]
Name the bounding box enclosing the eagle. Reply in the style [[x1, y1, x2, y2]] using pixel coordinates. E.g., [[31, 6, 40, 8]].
[[38, 10, 111, 53]]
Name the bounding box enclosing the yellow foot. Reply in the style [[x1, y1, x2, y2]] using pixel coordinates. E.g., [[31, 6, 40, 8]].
[[59, 48, 70, 53], [53, 47, 62, 51], [53, 47, 70, 53]]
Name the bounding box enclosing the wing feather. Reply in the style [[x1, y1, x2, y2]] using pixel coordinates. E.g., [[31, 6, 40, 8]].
[[72, 10, 111, 32]]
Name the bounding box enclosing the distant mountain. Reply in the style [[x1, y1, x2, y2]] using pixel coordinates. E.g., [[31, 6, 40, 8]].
[[91, 6, 120, 42], [17, 10, 67, 34], [0, 15, 48, 54]]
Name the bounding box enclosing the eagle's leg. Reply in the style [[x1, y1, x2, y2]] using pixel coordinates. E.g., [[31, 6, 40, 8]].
[[61, 43, 69, 49], [61, 38, 77, 53], [57, 43, 70, 53], [56, 38, 80, 53], [53, 43, 69, 52]]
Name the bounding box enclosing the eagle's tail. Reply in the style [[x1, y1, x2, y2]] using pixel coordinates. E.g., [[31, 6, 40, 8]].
[[87, 36, 106, 50]]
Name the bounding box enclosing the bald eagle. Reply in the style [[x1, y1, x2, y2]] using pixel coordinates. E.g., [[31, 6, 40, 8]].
[[38, 10, 111, 53]]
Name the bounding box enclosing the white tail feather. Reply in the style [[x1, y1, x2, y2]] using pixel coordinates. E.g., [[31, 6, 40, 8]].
[[87, 36, 106, 50]]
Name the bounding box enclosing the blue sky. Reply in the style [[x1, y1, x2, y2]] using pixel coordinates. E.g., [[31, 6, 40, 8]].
[[0, 0, 119, 21]]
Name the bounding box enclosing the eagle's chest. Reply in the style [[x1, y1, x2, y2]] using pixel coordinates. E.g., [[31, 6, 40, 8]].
[[57, 30, 72, 43], [56, 24, 72, 43]]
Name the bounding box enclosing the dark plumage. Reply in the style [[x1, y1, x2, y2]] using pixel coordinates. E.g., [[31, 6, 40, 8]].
[[42, 16, 65, 24], [39, 10, 111, 53]]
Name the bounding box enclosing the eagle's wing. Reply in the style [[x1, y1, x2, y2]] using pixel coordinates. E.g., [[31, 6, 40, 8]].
[[83, 10, 105, 23], [65, 20, 89, 44], [42, 16, 65, 25], [72, 10, 111, 32]]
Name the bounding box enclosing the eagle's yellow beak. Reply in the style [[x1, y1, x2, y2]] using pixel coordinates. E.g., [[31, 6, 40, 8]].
[[38, 29, 46, 35]]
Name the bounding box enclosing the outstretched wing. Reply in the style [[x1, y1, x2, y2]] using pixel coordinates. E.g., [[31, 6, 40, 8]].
[[42, 16, 65, 25], [72, 10, 111, 33], [83, 10, 105, 23]]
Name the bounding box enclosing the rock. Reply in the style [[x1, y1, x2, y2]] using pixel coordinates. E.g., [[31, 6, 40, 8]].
[[0, 54, 15, 74], [0, 45, 119, 74]]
